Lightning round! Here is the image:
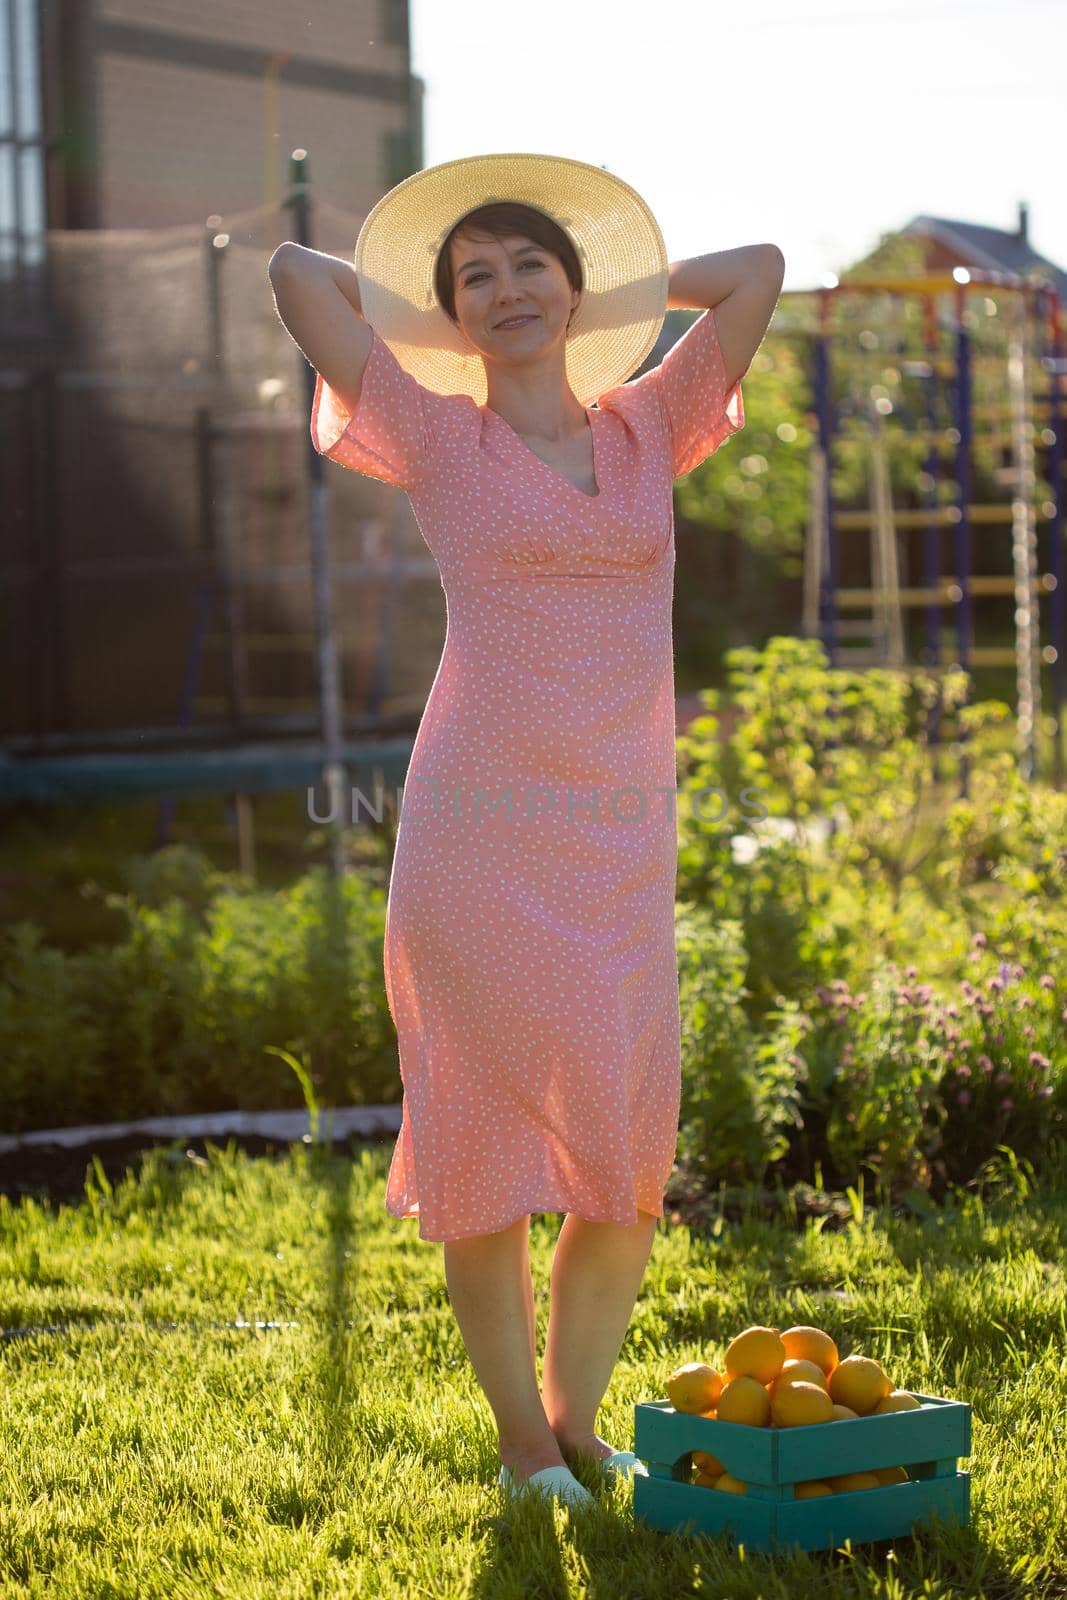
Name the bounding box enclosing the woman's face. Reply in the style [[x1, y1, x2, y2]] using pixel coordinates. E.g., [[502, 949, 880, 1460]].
[[449, 230, 579, 365]]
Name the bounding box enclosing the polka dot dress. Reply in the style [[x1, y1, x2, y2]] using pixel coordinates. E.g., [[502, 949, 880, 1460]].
[[311, 307, 745, 1242]]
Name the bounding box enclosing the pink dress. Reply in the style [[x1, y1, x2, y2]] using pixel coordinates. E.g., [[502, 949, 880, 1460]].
[[311, 307, 745, 1241]]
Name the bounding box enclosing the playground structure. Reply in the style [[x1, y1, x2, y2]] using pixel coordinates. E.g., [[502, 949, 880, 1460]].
[[2, 164, 1064, 881], [787, 271, 1064, 788]]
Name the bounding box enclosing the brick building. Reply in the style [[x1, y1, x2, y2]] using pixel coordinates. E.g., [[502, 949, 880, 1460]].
[[15, 1, 419, 270]]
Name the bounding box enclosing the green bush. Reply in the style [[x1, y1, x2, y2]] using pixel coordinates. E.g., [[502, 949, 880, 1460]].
[[676, 638, 1006, 926], [0, 847, 396, 1133], [674, 902, 803, 1185], [787, 953, 1066, 1194], [671, 638, 1066, 1193], [0, 923, 106, 1128]]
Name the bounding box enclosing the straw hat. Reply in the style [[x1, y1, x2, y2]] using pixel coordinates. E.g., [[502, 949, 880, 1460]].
[[353, 152, 669, 407]]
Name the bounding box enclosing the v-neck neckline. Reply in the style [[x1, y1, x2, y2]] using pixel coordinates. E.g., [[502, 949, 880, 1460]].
[[487, 406, 603, 502]]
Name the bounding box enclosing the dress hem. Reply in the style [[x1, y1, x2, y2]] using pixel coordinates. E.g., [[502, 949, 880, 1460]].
[[386, 1196, 667, 1243]]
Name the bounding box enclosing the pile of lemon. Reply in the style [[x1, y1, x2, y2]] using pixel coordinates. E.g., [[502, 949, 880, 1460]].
[[665, 1324, 920, 1498]]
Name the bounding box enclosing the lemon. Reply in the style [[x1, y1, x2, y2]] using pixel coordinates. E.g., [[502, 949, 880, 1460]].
[[770, 1379, 834, 1428], [666, 1362, 723, 1414], [873, 1465, 910, 1485], [772, 1357, 828, 1392], [780, 1324, 840, 1376], [828, 1470, 882, 1493], [794, 1479, 834, 1498], [692, 1449, 726, 1477], [872, 1389, 921, 1413], [714, 1472, 748, 1495], [827, 1354, 893, 1415], [724, 1326, 787, 1385], [716, 1375, 772, 1427], [830, 1402, 859, 1421]]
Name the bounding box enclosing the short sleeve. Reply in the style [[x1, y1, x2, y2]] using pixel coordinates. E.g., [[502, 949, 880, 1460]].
[[631, 305, 746, 478], [310, 324, 458, 492]]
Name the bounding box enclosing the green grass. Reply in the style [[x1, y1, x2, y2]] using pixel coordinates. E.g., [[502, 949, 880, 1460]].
[[1, 1141, 1065, 1597]]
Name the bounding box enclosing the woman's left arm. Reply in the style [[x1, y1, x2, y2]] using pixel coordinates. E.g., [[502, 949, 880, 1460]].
[[667, 244, 786, 391]]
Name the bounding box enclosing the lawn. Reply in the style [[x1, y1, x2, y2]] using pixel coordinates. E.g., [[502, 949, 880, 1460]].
[[2, 1139, 1064, 1597]]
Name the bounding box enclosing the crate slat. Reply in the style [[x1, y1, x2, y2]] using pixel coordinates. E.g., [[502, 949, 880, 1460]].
[[775, 1393, 970, 1480], [775, 1475, 970, 1553]]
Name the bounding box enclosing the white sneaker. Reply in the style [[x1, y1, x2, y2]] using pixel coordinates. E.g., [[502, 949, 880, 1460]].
[[497, 1463, 596, 1509], [597, 1450, 649, 1484]]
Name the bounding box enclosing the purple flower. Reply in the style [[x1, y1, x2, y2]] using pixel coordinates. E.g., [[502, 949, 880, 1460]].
[[988, 976, 1005, 993], [995, 1070, 1013, 1088], [955, 1064, 972, 1079], [1029, 1051, 1051, 1069], [906, 964, 918, 980], [946, 1004, 960, 1019], [999, 961, 1013, 986], [1038, 1086, 1054, 1099], [972, 932, 987, 948], [1039, 974, 1054, 990], [977, 1054, 993, 1070], [957, 1089, 972, 1106], [1001, 1098, 1015, 1114], [1023, 1025, 1036, 1041]]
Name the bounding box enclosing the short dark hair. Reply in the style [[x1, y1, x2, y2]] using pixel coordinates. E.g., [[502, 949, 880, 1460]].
[[434, 201, 583, 329]]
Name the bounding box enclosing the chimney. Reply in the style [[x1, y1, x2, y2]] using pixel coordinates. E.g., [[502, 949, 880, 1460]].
[[1017, 201, 1029, 245]]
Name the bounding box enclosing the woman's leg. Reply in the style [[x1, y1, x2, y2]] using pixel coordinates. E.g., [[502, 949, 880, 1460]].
[[442, 1213, 566, 1481], [541, 1211, 660, 1463]]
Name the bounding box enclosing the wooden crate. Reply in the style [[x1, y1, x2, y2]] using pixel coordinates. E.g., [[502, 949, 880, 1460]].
[[633, 1392, 970, 1554]]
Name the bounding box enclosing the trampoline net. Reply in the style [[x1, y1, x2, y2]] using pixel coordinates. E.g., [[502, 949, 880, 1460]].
[[3, 196, 445, 748]]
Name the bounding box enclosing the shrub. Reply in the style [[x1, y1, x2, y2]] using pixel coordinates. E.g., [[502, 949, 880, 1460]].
[[791, 954, 1065, 1192], [0, 848, 397, 1133], [674, 903, 803, 1185], [0, 923, 105, 1129]]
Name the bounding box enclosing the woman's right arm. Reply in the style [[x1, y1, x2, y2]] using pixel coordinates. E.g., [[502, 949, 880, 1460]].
[[267, 243, 374, 417]]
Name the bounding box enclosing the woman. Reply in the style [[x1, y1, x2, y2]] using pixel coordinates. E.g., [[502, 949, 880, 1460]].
[[268, 152, 783, 1511]]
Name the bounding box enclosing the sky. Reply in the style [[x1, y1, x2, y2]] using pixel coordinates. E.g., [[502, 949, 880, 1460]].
[[409, 0, 1066, 295]]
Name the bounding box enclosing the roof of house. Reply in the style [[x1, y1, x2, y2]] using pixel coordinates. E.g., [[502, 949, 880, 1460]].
[[901, 204, 1067, 301]]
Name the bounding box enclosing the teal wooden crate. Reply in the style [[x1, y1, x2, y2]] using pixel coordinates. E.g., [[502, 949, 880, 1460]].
[[633, 1391, 971, 1554]]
